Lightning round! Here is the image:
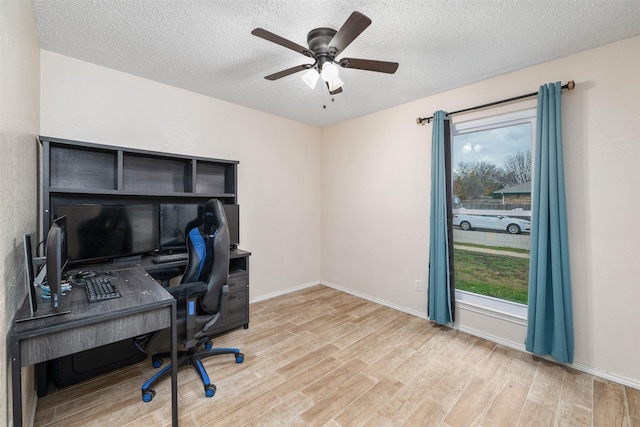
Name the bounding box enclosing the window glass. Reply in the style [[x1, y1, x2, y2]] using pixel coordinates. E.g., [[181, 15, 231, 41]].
[[451, 111, 535, 306]]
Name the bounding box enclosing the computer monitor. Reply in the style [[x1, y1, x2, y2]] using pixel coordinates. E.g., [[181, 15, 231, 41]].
[[46, 216, 68, 309], [159, 203, 239, 252], [159, 204, 202, 252], [55, 204, 159, 263], [23, 234, 38, 315], [15, 230, 72, 322], [223, 204, 240, 250]]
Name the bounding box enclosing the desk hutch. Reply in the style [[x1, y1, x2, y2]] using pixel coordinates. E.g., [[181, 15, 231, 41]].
[[37, 136, 250, 388]]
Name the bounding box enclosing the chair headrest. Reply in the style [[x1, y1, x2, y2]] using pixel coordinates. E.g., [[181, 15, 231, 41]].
[[203, 199, 224, 228]]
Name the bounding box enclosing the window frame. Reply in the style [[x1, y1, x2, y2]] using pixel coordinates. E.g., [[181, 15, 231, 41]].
[[450, 108, 537, 321]]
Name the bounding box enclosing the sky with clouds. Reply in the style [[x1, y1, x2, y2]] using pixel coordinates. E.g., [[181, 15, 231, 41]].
[[452, 122, 532, 172]]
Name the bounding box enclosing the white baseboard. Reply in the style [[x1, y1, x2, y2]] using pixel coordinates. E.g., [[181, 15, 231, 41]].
[[260, 280, 640, 391], [455, 322, 640, 390], [320, 280, 430, 320], [249, 280, 320, 304]]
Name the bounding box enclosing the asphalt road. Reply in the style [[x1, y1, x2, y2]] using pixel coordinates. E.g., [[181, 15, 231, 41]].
[[453, 228, 530, 250]]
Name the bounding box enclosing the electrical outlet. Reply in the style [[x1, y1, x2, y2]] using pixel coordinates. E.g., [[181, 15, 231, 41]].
[[415, 280, 422, 291]]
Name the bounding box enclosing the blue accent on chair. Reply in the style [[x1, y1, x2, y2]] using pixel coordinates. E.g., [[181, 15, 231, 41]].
[[141, 363, 172, 402], [194, 359, 211, 387], [188, 300, 195, 316], [189, 227, 206, 277]]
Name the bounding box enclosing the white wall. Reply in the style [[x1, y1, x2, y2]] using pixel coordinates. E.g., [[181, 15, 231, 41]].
[[0, 0, 41, 423], [322, 36, 640, 387], [40, 51, 323, 300]]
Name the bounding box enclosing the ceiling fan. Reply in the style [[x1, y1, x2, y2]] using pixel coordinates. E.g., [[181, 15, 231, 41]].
[[251, 11, 399, 95]]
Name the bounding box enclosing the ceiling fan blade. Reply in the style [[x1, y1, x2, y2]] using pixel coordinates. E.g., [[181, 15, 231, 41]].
[[338, 58, 399, 74], [326, 82, 343, 95], [264, 64, 312, 81], [329, 11, 371, 56], [251, 28, 313, 58]]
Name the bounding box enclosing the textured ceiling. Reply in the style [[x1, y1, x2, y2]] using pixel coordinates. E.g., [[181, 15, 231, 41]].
[[33, 0, 640, 127]]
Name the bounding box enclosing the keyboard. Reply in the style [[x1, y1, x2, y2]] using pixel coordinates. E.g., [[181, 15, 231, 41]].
[[84, 276, 121, 303], [152, 253, 189, 263]]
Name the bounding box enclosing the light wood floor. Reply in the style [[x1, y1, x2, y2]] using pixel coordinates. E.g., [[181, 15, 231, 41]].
[[35, 285, 639, 426]]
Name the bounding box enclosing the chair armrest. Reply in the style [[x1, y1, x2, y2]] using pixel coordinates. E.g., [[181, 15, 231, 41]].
[[165, 281, 208, 302], [166, 281, 207, 348], [195, 284, 230, 339]]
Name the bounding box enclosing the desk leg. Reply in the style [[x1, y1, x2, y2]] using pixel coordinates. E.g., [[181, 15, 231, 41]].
[[11, 336, 23, 427], [170, 300, 178, 426]]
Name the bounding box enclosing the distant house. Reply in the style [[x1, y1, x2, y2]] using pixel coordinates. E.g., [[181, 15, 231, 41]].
[[493, 181, 531, 203]]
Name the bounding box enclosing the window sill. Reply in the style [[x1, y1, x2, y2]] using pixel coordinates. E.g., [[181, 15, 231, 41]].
[[455, 290, 527, 326]]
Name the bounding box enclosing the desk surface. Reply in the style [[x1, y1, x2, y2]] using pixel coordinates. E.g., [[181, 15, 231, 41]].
[[11, 266, 178, 427], [13, 248, 251, 346], [13, 267, 175, 365]]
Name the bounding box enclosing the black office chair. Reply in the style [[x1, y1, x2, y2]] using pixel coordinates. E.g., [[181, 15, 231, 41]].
[[140, 199, 244, 402]]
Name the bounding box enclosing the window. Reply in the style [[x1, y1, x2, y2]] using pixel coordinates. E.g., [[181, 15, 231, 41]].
[[450, 109, 536, 318]]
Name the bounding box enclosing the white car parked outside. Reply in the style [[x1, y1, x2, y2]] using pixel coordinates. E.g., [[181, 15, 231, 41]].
[[453, 214, 531, 234]]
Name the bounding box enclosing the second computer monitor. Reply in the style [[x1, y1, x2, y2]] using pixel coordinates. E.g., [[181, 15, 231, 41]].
[[23, 234, 38, 315], [159, 203, 239, 252], [223, 204, 240, 250], [46, 216, 68, 309], [159, 204, 201, 252]]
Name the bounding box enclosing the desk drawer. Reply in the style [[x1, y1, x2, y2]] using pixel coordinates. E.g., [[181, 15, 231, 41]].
[[227, 289, 247, 320], [205, 289, 248, 336], [228, 273, 248, 290]]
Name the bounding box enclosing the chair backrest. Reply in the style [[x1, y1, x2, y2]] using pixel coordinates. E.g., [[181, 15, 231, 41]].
[[182, 199, 230, 313]]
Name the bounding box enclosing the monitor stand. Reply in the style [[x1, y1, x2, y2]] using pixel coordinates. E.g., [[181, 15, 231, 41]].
[[15, 287, 70, 323]]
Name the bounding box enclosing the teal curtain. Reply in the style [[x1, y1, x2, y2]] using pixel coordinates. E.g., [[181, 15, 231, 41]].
[[428, 111, 453, 325], [526, 82, 574, 363]]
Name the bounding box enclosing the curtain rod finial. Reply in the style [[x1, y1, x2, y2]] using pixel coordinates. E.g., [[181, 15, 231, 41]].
[[567, 80, 575, 90]]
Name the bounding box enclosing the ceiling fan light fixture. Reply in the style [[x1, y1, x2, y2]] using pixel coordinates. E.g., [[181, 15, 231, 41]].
[[328, 77, 344, 92], [301, 68, 319, 89], [321, 62, 339, 82]]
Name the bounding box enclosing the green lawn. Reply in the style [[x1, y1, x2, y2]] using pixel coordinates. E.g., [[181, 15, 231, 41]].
[[453, 248, 529, 304]]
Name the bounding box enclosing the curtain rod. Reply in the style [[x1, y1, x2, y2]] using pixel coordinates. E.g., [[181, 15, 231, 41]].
[[416, 80, 575, 125]]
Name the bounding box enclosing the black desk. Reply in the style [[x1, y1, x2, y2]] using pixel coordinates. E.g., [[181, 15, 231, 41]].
[[10, 267, 178, 427]]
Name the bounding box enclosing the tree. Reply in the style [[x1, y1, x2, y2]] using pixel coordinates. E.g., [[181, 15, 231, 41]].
[[502, 151, 531, 186], [454, 160, 505, 200]]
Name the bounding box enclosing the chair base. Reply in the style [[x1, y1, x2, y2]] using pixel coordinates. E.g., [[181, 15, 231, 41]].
[[141, 337, 243, 402]]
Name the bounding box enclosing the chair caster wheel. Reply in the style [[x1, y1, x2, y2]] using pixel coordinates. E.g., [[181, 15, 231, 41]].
[[204, 341, 212, 350], [152, 357, 162, 368], [142, 389, 156, 402], [236, 353, 244, 363], [204, 384, 216, 398]]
